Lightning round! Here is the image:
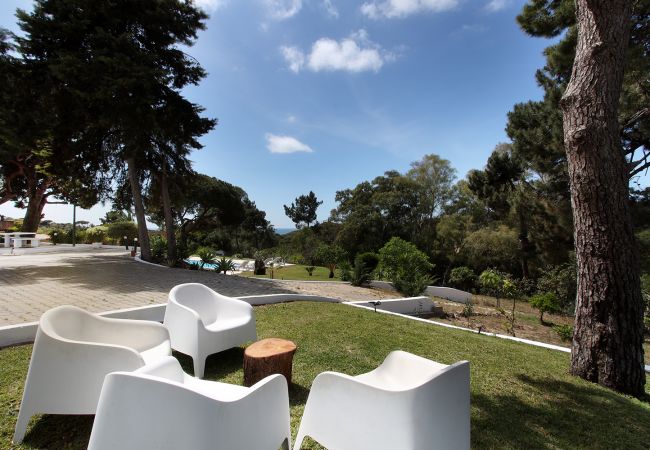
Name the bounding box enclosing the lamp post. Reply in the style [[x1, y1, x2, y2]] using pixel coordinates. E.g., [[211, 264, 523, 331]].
[[134, 237, 138, 254], [53, 232, 58, 245], [71, 204, 76, 247], [124, 235, 128, 250]]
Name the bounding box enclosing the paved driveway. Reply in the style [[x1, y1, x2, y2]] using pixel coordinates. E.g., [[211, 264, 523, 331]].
[[0, 249, 294, 326], [0, 249, 394, 326]]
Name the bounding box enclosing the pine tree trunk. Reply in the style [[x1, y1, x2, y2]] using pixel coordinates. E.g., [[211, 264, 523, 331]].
[[127, 157, 152, 262], [160, 163, 177, 266], [21, 177, 48, 232], [560, 0, 645, 396]]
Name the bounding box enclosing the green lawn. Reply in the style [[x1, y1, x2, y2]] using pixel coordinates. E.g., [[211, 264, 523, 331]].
[[241, 263, 342, 281], [1, 302, 649, 449]]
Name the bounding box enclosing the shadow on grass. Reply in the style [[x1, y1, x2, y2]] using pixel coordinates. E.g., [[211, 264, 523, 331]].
[[472, 374, 650, 449], [23, 414, 93, 449]]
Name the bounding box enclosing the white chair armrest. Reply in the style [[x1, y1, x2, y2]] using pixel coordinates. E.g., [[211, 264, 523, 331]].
[[87, 315, 170, 351]]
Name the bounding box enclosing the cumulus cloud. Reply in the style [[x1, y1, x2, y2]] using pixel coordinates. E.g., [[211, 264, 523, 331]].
[[361, 0, 458, 19], [266, 133, 313, 154], [265, 0, 302, 19], [193, 0, 228, 12], [281, 30, 391, 74], [485, 0, 510, 12]]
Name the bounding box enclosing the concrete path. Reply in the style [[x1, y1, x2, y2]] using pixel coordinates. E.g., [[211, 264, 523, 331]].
[[0, 249, 392, 326]]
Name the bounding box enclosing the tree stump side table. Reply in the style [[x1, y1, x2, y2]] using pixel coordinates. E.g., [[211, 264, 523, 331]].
[[243, 338, 297, 387]]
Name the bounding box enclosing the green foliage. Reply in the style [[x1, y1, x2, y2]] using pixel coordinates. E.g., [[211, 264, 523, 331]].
[[254, 259, 266, 275], [100, 210, 131, 225], [107, 221, 138, 242], [479, 269, 504, 298], [150, 235, 168, 264], [313, 243, 346, 278], [537, 260, 577, 312], [338, 261, 352, 281], [637, 229, 650, 274], [215, 257, 236, 274], [530, 292, 562, 324], [463, 226, 521, 275], [642, 274, 650, 334], [378, 237, 434, 296], [196, 247, 217, 270], [305, 266, 315, 276], [85, 226, 108, 243], [448, 266, 477, 292], [283, 191, 322, 229], [349, 260, 371, 287], [553, 324, 574, 343], [354, 252, 379, 274]]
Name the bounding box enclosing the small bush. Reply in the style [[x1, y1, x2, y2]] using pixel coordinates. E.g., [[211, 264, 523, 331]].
[[448, 266, 477, 292], [254, 259, 266, 275], [196, 247, 217, 270], [305, 266, 316, 276], [378, 237, 434, 297], [537, 261, 577, 313], [85, 226, 108, 244], [107, 221, 138, 243], [354, 252, 379, 274], [529, 292, 562, 324], [338, 261, 352, 281], [553, 324, 573, 342], [150, 235, 167, 264], [350, 260, 371, 287], [215, 257, 236, 274]]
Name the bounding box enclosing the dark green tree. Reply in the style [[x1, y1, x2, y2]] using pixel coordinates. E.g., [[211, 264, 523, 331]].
[[284, 191, 322, 229]]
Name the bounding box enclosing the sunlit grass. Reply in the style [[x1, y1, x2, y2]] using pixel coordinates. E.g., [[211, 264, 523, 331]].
[[2, 302, 648, 449]]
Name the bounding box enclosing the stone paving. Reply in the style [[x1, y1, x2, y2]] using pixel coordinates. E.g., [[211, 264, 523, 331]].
[[0, 248, 394, 326]]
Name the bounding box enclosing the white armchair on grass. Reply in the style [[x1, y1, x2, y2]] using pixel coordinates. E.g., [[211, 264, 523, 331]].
[[88, 356, 291, 450], [164, 283, 257, 378], [13, 305, 171, 444], [293, 351, 470, 450]]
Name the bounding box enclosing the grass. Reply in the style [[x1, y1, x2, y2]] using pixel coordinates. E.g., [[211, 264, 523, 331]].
[[1, 302, 649, 449], [241, 264, 342, 281]]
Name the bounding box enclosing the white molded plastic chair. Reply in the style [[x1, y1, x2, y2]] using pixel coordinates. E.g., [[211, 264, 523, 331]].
[[294, 351, 470, 450], [88, 356, 291, 450], [164, 283, 257, 378], [13, 305, 171, 443]]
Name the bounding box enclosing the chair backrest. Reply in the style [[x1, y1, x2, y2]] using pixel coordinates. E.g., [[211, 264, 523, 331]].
[[39, 305, 105, 343], [170, 283, 219, 324]]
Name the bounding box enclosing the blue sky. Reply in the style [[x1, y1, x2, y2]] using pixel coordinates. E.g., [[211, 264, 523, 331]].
[[1, 0, 560, 228]]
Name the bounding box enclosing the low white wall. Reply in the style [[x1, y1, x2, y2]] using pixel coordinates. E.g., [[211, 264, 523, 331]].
[[0, 294, 342, 348], [348, 297, 434, 315], [425, 286, 472, 304]]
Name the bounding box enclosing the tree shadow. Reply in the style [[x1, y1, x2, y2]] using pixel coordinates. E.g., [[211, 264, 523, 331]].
[[471, 373, 650, 449]]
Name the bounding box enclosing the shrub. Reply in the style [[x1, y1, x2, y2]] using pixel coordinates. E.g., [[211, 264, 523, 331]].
[[150, 235, 167, 264], [313, 244, 346, 278], [354, 252, 379, 274], [85, 226, 108, 244], [350, 260, 371, 287], [107, 221, 138, 244], [479, 269, 505, 306], [305, 266, 316, 276], [553, 324, 574, 342], [642, 274, 650, 334], [196, 247, 217, 270], [215, 257, 236, 274], [338, 261, 352, 281], [448, 266, 476, 292], [378, 237, 434, 296], [537, 261, 577, 313], [254, 259, 266, 275], [529, 292, 562, 324]]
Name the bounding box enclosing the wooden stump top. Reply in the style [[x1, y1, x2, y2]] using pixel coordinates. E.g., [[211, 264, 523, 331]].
[[243, 338, 297, 387], [245, 338, 296, 358]]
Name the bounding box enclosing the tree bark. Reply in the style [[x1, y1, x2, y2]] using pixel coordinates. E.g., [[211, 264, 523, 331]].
[[560, 0, 645, 396], [159, 162, 177, 266], [127, 157, 152, 262], [21, 180, 48, 232]]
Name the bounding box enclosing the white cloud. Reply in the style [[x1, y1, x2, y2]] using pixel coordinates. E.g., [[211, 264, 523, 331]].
[[361, 0, 458, 19], [265, 0, 302, 20], [266, 133, 313, 153], [193, 0, 228, 12], [322, 0, 339, 18], [485, 0, 510, 12], [281, 30, 391, 74], [287, 115, 297, 123], [280, 46, 305, 73]]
